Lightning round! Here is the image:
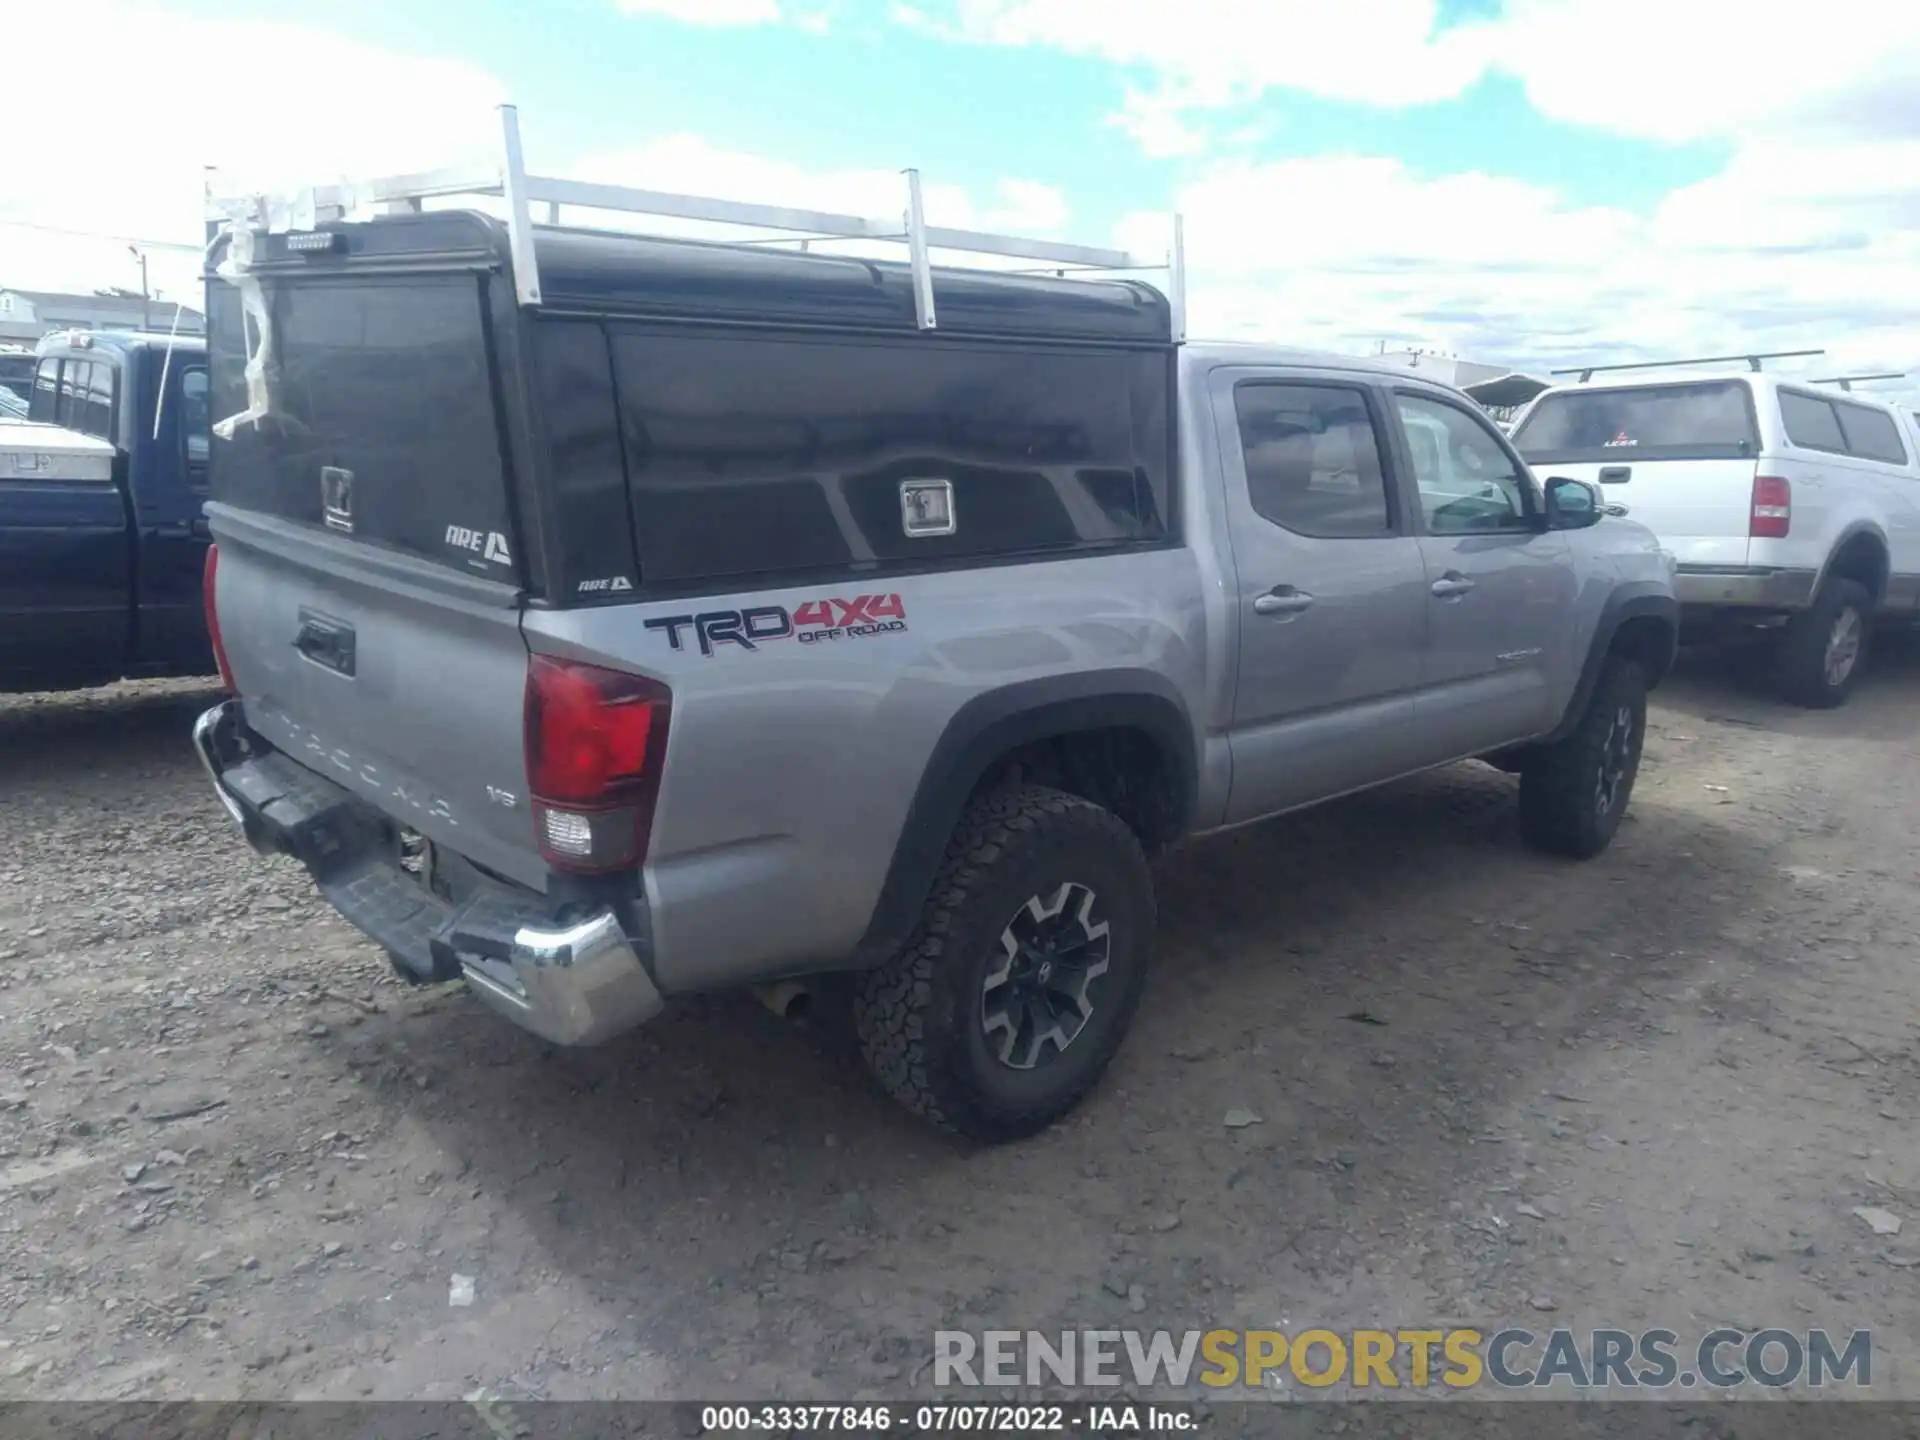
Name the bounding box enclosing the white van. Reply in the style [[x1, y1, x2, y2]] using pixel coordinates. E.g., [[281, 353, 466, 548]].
[[1510, 374, 1920, 708]]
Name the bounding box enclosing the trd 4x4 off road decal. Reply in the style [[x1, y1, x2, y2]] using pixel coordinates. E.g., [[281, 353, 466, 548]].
[[646, 593, 908, 657]]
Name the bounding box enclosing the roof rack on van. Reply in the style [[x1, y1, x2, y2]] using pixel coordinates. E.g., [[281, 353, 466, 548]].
[[211, 104, 1188, 341], [1549, 350, 1827, 383], [1810, 372, 1907, 392]]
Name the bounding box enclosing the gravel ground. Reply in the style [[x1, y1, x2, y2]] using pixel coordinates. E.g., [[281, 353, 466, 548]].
[[2, 644, 1917, 1402]]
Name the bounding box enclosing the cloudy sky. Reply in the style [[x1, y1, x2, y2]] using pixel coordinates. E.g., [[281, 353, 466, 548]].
[[4, 0, 1917, 401]]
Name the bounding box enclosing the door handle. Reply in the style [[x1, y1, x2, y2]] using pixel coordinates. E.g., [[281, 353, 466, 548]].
[[1253, 586, 1316, 616], [1430, 574, 1476, 599], [293, 608, 357, 677]]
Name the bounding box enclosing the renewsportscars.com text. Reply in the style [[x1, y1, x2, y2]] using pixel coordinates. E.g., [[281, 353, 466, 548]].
[[934, 1327, 1872, 1392]]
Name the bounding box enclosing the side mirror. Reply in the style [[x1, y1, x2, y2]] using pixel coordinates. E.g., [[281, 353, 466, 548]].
[[1543, 475, 1604, 530]]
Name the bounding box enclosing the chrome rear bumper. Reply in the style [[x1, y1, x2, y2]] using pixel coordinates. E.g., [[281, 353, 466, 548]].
[[192, 699, 663, 1047], [459, 912, 664, 1047]]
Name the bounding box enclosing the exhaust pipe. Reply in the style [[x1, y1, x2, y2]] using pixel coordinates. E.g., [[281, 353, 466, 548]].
[[752, 980, 812, 1022]]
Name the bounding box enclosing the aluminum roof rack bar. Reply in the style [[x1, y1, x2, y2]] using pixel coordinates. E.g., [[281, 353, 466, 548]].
[[1169, 213, 1187, 344], [215, 103, 1184, 337], [904, 167, 937, 331], [498, 105, 543, 306], [1550, 349, 1827, 383], [1810, 372, 1907, 393]]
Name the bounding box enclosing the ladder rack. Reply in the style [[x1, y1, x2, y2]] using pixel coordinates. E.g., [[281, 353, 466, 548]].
[[1810, 372, 1908, 392], [1549, 350, 1827, 383], [213, 104, 1187, 339]]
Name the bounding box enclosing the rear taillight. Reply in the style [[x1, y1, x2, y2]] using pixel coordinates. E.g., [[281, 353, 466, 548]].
[[203, 544, 236, 692], [1751, 476, 1791, 539], [524, 655, 671, 873]]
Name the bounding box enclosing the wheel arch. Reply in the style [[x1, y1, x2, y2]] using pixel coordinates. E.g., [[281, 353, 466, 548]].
[[854, 670, 1198, 966], [1816, 523, 1891, 606], [1543, 585, 1677, 745]]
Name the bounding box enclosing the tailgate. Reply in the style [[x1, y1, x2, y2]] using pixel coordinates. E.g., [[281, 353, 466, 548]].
[[205, 237, 544, 890], [1513, 380, 1760, 567], [1529, 457, 1758, 567]]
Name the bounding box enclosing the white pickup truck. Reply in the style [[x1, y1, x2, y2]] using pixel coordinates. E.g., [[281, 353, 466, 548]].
[[1511, 373, 1920, 707]]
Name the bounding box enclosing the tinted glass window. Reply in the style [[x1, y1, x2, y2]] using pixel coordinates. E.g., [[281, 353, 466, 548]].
[[533, 323, 637, 597], [1396, 393, 1534, 534], [1834, 400, 1909, 465], [55, 361, 86, 427], [73, 361, 114, 439], [1779, 390, 1845, 452], [1234, 383, 1391, 538], [179, 366, 211, 488], [28, 359, 59, 423], [209, 277, 512, 574], [1513, 382, 1757, 463], [0, 354, 35, 403], [609, 327, 1172, 587]]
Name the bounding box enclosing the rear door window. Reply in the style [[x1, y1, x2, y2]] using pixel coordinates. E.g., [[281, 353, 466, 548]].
[[1833, 399, 1910, 465], [1233, 382, 1395, 538], [1512, 381, 1758, 464]]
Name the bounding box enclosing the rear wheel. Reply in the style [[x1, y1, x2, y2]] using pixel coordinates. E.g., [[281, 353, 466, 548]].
[[1519, 659, 1647, 860], [1774, 577, 1871, 709], [854, 785, 1154, 1142]]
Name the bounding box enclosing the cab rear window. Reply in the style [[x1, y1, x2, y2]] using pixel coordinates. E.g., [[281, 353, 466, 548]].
[[1513, 381, 1758, 464], [26, 356, 117, 440]]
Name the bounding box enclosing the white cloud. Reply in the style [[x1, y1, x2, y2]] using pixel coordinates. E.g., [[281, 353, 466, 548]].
[[886, 1, 1919, 404], [1110, 87, 1213, 159], [0, 4, 1063, 313], [982, 178, 1071, 235], [895, 0, 1496, 148], [615, 0, 851, 30], [1122, 144, 1920, 406], [615, 0, 784, 22], [1653, 139, 1920, 253], [935, 0, 1491, 104], [887, 0, 1920, 158], [1127, 156, 1639, 276], [1488, 0, 1920, 145], [6, 0, 1907, 420], [0, 4, 505, 305]]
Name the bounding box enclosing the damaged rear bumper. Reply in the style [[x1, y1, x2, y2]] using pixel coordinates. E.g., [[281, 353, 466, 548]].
[[193, 699, 663, 1047]]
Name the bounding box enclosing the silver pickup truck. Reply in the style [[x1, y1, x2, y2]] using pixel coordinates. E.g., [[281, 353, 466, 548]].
[[193, 159, 1676, 1141]]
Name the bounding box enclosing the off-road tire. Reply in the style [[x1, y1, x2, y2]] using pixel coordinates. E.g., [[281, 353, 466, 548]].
[[1519, 659, 1647, 860], [1774, 577, 1871, 709], [854, 785, 1154, 1142]]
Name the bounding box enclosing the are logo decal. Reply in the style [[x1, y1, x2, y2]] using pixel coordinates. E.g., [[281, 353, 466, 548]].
[[445, 525, 513, 567], [646, 593, 907, 657]]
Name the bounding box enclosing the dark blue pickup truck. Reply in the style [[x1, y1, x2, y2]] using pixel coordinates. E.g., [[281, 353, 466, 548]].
[[0, 330, 215, 692]]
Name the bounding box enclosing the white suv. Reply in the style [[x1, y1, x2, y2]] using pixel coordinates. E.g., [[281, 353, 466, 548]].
[[1511, 374, 1920, 707]]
